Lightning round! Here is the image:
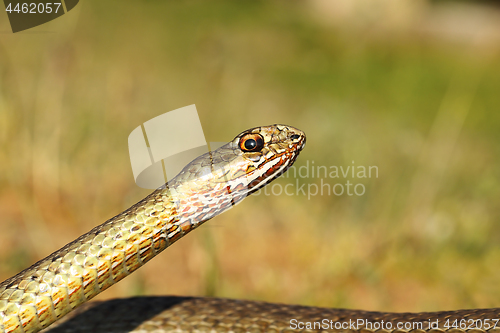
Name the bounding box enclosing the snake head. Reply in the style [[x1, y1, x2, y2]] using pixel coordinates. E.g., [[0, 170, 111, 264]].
[[228, 124, 306, 191], [174, 124, 305, 194], [168, 124, 305, 224]]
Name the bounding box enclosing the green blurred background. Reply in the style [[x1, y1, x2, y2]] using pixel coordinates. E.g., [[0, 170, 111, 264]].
[[1, 0, 500, 313]]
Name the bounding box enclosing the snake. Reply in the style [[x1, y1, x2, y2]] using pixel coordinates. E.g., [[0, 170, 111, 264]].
[[1, 125, 498, 333]]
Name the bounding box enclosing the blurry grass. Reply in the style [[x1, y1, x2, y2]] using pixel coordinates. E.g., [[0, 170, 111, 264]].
[[0, 0, 500, 313]]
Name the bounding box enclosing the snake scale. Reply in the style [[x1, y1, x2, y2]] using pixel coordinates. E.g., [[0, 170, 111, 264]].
[[1, 125, 498, 333]]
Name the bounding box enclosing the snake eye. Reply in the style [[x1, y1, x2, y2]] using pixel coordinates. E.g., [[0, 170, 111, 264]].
[[239, 134, 264, 152], [290, 134, 300, 140]]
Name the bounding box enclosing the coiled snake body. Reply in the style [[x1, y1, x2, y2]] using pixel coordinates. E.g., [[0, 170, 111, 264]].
[[1, 125, 498, 333]]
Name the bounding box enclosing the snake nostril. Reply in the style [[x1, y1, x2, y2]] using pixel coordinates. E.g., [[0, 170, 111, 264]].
[[290, 134, 300, 140]]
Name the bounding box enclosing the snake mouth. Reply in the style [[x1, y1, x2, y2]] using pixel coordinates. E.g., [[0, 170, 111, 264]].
[[287, 127, 306, 154], [297, 134, 306, 152]]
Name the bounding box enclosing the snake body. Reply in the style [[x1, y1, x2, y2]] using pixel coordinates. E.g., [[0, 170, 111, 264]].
[[0, 125, 305, 333], [41, 296, 500, 333], [2, 124, 499, 333]]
